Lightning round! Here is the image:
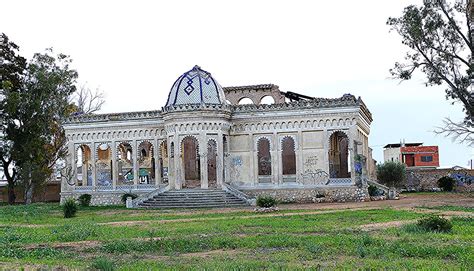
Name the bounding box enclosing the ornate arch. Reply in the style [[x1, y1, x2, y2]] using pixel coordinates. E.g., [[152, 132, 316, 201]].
[[255, 136, 271, 151], [280, 135, 297, 151], [179, 135, 199, 153]]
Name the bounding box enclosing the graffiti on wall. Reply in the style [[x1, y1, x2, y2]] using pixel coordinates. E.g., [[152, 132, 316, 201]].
[[229, 155, 242, 181], [302, 156, 329, 185], [450, 172, 474, 186]]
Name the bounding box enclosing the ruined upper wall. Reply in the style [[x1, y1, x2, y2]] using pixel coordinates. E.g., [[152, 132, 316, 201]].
[[223, 84, 286, 105]]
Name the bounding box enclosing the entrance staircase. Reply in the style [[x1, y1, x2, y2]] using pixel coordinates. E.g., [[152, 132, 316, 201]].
[[137, 189, 249, 208]]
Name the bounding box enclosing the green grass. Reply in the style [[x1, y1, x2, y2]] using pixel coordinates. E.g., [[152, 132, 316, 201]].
[[418, 205, 474, 213], [0, 203, 472, 270]]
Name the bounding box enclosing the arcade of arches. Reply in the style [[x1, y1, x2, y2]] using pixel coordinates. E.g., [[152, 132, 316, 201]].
[[62, 65, 374, 206]]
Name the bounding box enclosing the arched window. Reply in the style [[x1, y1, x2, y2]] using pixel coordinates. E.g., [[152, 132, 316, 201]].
[[96, 143, 112, 186], [281, 137, 296, 175], [257, 138, 271, 176], [238, 97, 254, 105], [117, 142, 133, 185], [260, 95, 275, 105], [76, 145, 92, 186], [328, 131, 350, 178], [138, 141, 154, 185]]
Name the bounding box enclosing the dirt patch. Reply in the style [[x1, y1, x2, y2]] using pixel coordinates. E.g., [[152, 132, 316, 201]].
[[360, 220, 417, 231], [24, 240, 102, 250], [0, 223, 54, 228]]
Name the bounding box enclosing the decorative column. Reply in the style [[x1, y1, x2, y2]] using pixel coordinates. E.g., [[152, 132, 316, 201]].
[[199, 133, 208, 189], [91, 142, 97, 189], [173, 135, 180, 189], [272, 132, 278, 185], [249, 133, 256, 186], [217, 132, 224, 188], [277, 136, 283, 185], [323, 130, 330, 177], [349, 126, 358, 184], [112, 141, 118, 189], [132, 140, 138, 188], [297, 131, 303, 183], [154, 138, 161, 186], [68, 141, 76, 190]]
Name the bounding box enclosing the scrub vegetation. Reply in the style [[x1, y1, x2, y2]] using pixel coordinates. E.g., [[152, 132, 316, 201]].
[[0, 193, 472, 270]]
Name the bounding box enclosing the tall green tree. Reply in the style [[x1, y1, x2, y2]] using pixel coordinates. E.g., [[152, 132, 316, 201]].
[[387, 0, 473, 143], [1, 33, 78, 204], [0, 33, 26, 204]]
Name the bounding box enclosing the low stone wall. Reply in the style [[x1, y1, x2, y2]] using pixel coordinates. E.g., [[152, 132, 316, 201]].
[[405, 168, 474, 192], [240, 186, 369, 203], [60, 191, 151, 206]]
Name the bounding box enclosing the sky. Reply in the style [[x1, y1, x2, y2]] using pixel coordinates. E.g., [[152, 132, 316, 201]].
[[1, 0, 472, 168]]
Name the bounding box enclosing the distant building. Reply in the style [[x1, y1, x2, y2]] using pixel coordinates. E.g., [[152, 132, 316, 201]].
[[383, 143, 439, 169]]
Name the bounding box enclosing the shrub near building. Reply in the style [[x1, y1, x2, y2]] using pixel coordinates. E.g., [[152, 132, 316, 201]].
[[376, 161, 406, 189]]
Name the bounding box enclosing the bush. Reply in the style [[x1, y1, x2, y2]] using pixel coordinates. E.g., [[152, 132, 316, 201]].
[[437, 176, 456, 192], [376, 161, 406, 188], [121, 193, 138, 203], [90, 257, 115, 271], [62, 198, 78, 218], [256, 195, 277, 208], [368, 185, 378, 196], [78, 194, 92, 207], [417, 216, 452, 233]]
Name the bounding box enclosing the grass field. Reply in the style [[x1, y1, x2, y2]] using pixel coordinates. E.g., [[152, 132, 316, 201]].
[[0, 193, 473, 270]]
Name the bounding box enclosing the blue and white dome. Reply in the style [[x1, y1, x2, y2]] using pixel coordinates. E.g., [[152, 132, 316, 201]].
[[165, 65, 226, 107]]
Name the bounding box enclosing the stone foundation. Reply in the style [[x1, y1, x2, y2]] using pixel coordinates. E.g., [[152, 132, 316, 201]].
[[240, 186, 369, 203], [60, 191, 151, 206]]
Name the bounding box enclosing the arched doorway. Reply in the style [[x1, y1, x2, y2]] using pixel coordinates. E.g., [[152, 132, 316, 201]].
[[182, 136, 200, 188], [138, 141, 155, 185], [117, 142, 133, 185], [76, 145, 92, 186], [207, 139, 217, 188], [328, 131, 350, 178]]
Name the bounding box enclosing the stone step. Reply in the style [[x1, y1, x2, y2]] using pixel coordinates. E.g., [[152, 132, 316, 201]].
[[138, 202, 247, 208], [143, 200, 246, 205], [137, 189, 248, 209], [153, 195, 239, 199]]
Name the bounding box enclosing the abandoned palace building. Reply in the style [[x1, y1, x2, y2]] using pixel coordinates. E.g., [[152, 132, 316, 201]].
[[61, 65, 374, 206]]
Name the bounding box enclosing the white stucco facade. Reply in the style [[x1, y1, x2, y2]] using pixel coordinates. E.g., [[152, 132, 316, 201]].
[[60, 66, 374, 205]]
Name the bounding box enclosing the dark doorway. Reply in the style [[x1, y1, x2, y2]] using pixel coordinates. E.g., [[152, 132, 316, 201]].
[[328, 131, 350, 178], [182, 136, 200, 188]]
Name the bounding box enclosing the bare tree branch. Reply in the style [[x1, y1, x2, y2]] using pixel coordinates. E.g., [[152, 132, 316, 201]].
[[434, 117, 474, 146], [71, 85, 105, 115]]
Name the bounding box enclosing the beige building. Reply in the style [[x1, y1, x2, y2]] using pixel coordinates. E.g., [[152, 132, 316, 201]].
[[61, 66, 374, 206]]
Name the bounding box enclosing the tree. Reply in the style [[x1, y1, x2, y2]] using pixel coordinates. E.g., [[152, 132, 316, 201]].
[[0, 33, 26, 204], [70, 85, 105, 115], [376, 161, 407, 189], [1, 35, 78, 204], [387, 0, 473, 143]]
